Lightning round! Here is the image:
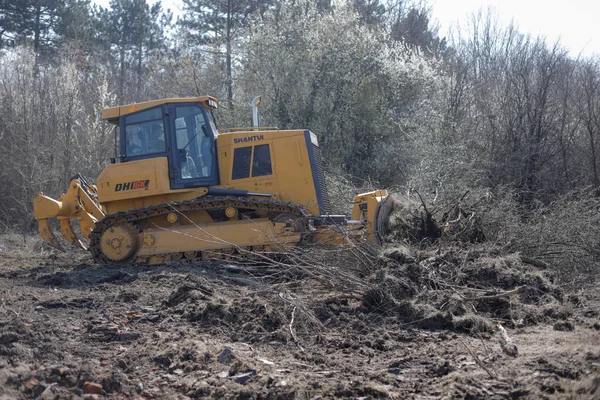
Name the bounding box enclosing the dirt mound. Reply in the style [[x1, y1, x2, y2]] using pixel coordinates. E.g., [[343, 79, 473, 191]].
[[145, 244, 573, 339], [1, 234, 599, 399], [362, 245, 569, 332]]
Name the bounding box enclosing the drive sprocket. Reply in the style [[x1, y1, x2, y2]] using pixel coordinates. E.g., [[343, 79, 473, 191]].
[[98, 223, 139, 262]]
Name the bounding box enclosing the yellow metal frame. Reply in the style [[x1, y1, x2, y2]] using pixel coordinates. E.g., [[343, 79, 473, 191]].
[[138, 218, 301, 256], [34, 179, 106, 250], [220, 127, 280, 133], [351, 190, 389, 244], [101, 96, 219, 124], [33, 96, 391, 262]]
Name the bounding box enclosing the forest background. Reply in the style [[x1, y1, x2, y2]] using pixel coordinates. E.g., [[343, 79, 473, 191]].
[[0, 0, 599, 283]]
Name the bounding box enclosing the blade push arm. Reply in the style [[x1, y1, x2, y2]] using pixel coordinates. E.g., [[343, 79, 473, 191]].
[[352, 190, 391, 245]]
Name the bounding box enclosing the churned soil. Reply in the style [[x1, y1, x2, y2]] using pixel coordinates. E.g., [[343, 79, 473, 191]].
[[0, 235, 599, 399]]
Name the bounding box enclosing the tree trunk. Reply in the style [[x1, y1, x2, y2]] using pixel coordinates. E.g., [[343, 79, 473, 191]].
[[226, 0, 233, 109], [587, 121, 599, 187], [118, 34, 126, 104], [137, 42, 143, 99], [33, 0, 41, 53]]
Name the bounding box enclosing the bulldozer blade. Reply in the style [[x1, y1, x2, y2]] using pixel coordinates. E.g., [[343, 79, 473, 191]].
[[59, 218, 88, 250], [374, 195, 395, 245], [38, 219, 66, 252]]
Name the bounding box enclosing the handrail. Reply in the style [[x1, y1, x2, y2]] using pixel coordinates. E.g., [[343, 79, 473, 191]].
[[220, 126, 280, 133]]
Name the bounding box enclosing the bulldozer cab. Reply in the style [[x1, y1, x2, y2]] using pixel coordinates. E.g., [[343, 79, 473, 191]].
[[106, 97, 220, 190]]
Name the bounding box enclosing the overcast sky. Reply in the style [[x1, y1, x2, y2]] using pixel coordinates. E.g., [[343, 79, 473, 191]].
[[431, 0, 599, 56], [93, 0, 600, 57]]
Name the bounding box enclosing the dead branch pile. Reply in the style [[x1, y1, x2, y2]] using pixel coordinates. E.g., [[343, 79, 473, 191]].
[[385, 191, 486, 245], [152, 189, 573, 341], [385, 194, 441, 244], [155, 240, 572, 352]]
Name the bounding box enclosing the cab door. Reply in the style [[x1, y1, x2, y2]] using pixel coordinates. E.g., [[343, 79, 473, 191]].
[[167, 103, 219, 189]]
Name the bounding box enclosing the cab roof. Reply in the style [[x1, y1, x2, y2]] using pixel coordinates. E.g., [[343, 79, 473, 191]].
[[101, 96, 219, 124]]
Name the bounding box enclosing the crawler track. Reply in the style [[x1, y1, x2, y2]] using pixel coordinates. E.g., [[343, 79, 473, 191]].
[[89, 196, 309, 266]]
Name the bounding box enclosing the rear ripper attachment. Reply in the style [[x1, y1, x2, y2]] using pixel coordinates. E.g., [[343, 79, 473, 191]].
[[34, 174, 105, 251]]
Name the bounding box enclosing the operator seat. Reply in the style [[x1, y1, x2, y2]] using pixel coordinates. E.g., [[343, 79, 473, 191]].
[[181, 155, 199, 179]]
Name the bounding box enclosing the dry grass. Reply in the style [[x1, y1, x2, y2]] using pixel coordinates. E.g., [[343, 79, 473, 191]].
[[0, 233, 49, 257]]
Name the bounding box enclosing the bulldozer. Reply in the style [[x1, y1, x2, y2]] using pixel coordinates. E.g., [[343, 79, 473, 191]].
[[33, 96, 392, 265]]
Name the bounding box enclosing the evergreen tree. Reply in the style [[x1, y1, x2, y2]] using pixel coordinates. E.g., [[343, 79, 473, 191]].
[[94, 0, 171, 103], [55, 0, 95, 48], [390, 6, 446, 56], [0, 0, 65, 55], [0, 0, 27, 47], [351, 0, 385, 25], [179, 0, 273, 109]]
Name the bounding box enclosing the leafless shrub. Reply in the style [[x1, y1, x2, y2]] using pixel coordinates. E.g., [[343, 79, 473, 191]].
[[325, 173, 359, 215], [470, 186, 600, 286], [325, 171, 386, 216], [0, 233, 47, 257]]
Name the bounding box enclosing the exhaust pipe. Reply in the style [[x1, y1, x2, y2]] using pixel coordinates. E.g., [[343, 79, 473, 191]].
[[251, 96, 261, 127]]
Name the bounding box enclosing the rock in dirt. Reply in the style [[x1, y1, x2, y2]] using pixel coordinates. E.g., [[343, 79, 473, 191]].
[[83, 381, 103, 394], [553, 321, 575, 331], [232, 370, 257, 384], [218, 347, 234, 365], [24, 378, 46, 397], [147, 314, 160, 322], [154, 355, 172, 368]]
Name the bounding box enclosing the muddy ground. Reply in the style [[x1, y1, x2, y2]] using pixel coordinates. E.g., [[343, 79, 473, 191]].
[[0, 235, 599, 399]]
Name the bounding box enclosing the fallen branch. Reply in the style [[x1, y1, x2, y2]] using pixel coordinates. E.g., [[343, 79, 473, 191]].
[[457, 337, 498, 380], [288, 307, 304, 352], [414, 190, 429, 215], [463, 286, 525, 301], [39, 383, 57, 398], [497, 323, 518, 357], [520, 255, 548, 269], [323, 293, 363, 302]]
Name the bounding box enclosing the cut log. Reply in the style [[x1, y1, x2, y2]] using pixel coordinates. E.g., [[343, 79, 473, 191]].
[[520, 255, 548, 269]]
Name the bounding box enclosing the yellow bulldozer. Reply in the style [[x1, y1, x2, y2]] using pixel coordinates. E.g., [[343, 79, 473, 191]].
[[33, 96, 392, 265]]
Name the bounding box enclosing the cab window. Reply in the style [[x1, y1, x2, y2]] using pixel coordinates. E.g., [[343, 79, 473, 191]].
[[124, 107, 165, 156], [232, 144, 273, 180], [252, 144, 272, 177], [232, 147, 251, 179], [173, 105, 213, 179]]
